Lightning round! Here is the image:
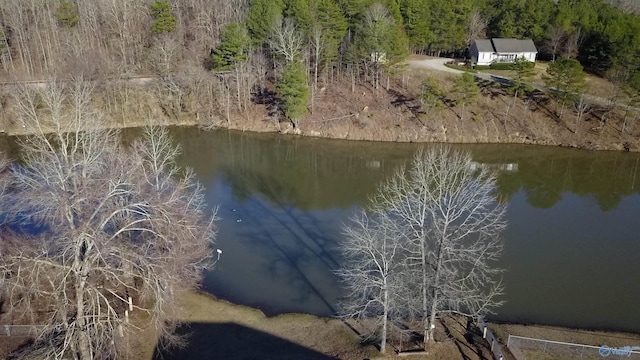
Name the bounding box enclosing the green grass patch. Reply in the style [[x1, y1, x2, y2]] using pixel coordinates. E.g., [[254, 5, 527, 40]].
[[444, 63, 478, 73], [475, 62, 535, 71]]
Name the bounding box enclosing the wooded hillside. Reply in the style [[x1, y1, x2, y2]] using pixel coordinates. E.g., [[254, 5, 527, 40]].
[[1, 0, 638, 76], [0, 0, 638, 139]]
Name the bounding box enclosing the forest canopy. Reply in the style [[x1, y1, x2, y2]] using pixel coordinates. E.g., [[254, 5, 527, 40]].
[[0, 0, 637, 78]]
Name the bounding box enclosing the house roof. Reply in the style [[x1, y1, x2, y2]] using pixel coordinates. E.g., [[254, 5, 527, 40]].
[[491, 38, 537, 53], [474, 39, 494, 53]]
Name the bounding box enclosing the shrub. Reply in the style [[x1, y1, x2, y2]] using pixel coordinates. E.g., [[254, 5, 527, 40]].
[[486, 61, 535, 71], [445, 64, 478, 73]]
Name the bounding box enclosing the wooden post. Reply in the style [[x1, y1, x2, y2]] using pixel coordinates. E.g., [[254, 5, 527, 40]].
[[128, 296, 133, 311], [125, 310, 129, 323], [483, 325, 487, 339]]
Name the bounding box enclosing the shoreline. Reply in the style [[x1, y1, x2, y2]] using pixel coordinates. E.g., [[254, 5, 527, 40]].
[[206, 290, 640, 336], [4, 289, 637, 359], [146, 291, 640, 360], [216, 118, 636, 152], [0, 69, 636, 153], [2, 119, 634, 152]]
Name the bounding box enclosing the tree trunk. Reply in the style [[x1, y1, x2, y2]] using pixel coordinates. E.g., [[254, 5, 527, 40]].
[[75, 276, 92, 360], [235, 66, 241, 111], [381, 285, 388, 353], [73, 226, 92, 360], [621, 103, 631, 134], [426, 234, 446, 347], [422, 238, 429, 346], [351, 66, 355, 92]]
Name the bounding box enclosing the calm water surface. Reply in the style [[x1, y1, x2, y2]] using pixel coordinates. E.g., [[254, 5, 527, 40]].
[[169, 128, 640, 333], [7, 128, 633, 332]]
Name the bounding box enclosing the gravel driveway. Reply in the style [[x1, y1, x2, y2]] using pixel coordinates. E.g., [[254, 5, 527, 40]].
[[405, 57, 511, 84], [405, 57, 464, 74]]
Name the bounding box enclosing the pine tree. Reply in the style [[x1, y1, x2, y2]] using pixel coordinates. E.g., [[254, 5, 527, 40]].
[[247, 0, 286, 45], [509, 57, 535, 98], [419, 76, 445, 117], [453, 72, 479, 120], [544, 57, 586, 118], [285, 0, 314, 35], [55, 1, 80, 29], [314, 0, 348, 65], [277, 61, 310, 127], [212, 23, 251, 71], [399, 0, 434, 51], [150, 1, 177, 34]]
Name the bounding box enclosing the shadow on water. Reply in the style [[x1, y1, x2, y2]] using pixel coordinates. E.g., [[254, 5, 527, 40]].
[[236, 196, 339, 315], [154, 128, 640, 333], [152, 322, 337, 360]]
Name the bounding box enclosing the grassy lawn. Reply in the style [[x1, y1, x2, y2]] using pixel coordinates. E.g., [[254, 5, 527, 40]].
[[138, 291, 640, 360], [141, 292, 482, 360], [491, 323, 640, 360], [444, 63, 478, 73], [141, 292, 379, 360], [477, 61, 620, 99]]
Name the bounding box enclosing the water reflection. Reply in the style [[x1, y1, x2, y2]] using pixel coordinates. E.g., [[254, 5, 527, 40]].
[[3, 128, 639, 332], [168, 128, 640, 333], [171, 129, 416, 210], [199, 177, 348, 315], [172, 129, 640, 212], [499, 191, 640, 331]]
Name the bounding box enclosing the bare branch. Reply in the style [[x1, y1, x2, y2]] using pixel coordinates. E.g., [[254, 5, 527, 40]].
[[268, 16, 304, 63], [340, 147, 506, 351], [1, 79, 218, 359]]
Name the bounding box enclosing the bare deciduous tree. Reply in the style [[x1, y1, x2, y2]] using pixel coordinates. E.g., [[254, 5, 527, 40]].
[[151, 35, 181, 76], [368, 148, 506, 348], [268, 16, 304, 63], [337, 211, 405, 353], [465, 9, 487, 46], [563, 28, 582, 59], [310, 24, 324, 87], [0, 80, 218, 359], [573, 94, 592, 134], [546, 24, 565, 62]]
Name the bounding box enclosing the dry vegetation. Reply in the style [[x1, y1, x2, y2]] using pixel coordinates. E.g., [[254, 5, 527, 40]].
[[246, 63, 640, 152], [143, 293, 640, 360], [481, 61, 625, 100], [142, 292, 495, 360], [4, 292, 640, 359], [491, 323, 640, 360], [0, 58, 637, 152]]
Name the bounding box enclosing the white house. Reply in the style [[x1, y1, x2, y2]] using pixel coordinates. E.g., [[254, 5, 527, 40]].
[[470, 38, 538, 66]]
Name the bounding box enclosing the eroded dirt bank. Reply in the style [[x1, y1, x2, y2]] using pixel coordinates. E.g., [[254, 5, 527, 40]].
[[216, 68, 639, 152], [1, 66, 637, 152]]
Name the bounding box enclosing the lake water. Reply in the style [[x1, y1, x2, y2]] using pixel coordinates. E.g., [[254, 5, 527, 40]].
[[169, 128, 640, 333], [7, 128, 639, 333]]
